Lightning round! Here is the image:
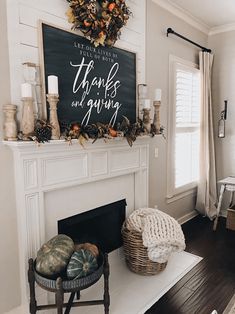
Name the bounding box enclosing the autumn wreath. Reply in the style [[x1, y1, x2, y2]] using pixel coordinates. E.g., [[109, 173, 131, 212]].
[[66, 0, 131, 47]]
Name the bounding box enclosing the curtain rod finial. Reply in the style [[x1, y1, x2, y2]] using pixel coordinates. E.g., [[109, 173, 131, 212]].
[[203, 48, 212, 53]]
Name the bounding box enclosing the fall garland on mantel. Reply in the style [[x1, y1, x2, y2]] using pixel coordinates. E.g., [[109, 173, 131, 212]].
[[19, 116, 164, 147], [64, 116, 164, 147], [66, 0, 131, 47]]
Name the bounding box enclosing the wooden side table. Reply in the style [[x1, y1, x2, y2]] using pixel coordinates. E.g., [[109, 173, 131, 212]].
[[28, 254, 110, 314], [213, 177, 235, 231]]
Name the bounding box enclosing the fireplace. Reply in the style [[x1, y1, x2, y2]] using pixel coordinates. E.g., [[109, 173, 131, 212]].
[[5, 138, 149, 311], [58, 199, 126, 253]]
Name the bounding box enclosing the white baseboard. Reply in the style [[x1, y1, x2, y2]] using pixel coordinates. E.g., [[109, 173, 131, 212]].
[[177, 210, 198, 225]]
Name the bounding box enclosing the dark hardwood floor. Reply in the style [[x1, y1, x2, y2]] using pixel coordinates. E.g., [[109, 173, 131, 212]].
[[145, 215, 235, 314]]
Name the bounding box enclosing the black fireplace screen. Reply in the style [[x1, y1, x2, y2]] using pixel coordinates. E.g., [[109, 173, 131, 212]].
[[58, 199, 126, 253]]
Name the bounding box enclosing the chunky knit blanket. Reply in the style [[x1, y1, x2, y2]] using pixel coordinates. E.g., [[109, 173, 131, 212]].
[[126, 208, 186, 263]]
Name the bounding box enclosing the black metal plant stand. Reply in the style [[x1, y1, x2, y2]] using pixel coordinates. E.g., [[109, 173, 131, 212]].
[[28, 253, 110, 314]]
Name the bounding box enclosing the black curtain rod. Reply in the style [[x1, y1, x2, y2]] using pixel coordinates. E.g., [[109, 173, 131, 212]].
[[167, 28, 212, 53]]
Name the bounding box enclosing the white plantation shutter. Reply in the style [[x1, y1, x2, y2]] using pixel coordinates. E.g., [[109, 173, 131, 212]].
[[168, 57, 201, 197], [175, 131, 199, 188]]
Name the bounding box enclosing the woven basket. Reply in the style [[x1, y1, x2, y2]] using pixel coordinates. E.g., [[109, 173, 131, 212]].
[[226, 206, 235, 231], [122, 222, 167, 275]]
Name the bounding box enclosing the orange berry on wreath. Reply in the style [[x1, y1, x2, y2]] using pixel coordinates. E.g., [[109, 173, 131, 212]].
[[84, 20, 92, 27], [108, 3, 116, 12], [98, 31, 105, 38]]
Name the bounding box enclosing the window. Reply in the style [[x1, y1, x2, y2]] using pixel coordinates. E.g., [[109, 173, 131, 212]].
[[167, 56, 201, 199]]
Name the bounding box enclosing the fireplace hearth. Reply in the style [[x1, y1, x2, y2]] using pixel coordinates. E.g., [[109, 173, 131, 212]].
[[58, 199, 126, 253]]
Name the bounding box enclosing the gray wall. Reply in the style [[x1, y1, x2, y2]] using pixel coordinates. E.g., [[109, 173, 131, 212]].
[[146, 1, 208, 218], [0, 0, 21, 312], [209, 31, 235, 208]]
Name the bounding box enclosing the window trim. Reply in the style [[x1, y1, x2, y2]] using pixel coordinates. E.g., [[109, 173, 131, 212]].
[[167, 55, 200, 200]]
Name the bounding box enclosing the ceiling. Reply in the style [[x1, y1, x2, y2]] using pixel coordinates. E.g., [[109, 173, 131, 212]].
[[167, 0, 235, 28]]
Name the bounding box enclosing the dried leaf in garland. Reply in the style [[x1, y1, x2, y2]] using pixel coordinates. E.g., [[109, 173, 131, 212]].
[[94, 122, 109, 142], [127, 123, 139, 147], [60, 121, 71, 135], [79, 134, 89, 147], [84, 124, 99, 139], [67, 123, 90, 147], [118, 115, 130, 134], [135, 119, 145, 136], [66, 0, 131, 47], [119, 116, 138, 147]]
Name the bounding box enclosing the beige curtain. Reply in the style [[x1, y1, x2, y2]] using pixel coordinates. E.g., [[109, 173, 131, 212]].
[[196, 51, 217, 219]]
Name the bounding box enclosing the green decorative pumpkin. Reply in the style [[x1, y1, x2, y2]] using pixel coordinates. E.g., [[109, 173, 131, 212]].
[[67, 249, 98, 280], [36, 234, 74, 277]]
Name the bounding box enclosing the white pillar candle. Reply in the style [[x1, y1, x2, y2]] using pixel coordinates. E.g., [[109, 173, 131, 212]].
[[143, 99, 151, 109], [154, 88, 162, 102], [48, 75, 59, 94], [139, 84, 148, 99], [21, 83, 32, 98], [142, 85, 148, 98]]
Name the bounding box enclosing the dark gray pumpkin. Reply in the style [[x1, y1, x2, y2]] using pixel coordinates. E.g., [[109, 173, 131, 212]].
[[67, 249, 98, 280], [36, 234, 74, 277]]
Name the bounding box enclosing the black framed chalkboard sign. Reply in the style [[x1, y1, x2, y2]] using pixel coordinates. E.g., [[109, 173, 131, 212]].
[[39, 21, 137, 127]]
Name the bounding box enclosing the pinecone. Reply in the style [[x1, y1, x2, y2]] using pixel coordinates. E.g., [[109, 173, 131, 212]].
[[35, 120, 52, 143]]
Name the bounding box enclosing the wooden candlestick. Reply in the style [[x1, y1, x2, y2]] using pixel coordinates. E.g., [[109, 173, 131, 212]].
[[21, 97, 35, 140], [143, 108, 151, 133], [47, 94, 60, 140], [3, 104, 18, 141], [153, 101, 161, 134]]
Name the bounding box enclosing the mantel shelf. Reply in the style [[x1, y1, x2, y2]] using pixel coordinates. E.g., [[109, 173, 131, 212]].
[[3, 136, 151, 153]]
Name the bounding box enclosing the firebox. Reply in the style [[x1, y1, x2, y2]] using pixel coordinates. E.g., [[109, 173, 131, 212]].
[[58, 199, 126, 253]]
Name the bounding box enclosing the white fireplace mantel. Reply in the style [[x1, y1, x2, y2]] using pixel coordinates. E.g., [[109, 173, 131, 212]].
[[4, 137, 150, 309]]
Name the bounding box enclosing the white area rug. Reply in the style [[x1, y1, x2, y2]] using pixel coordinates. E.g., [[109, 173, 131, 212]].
[[73, 250, 202, 314]]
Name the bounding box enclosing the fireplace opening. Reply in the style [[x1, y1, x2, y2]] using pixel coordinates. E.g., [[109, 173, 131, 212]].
[[58, 199, 126, 253]]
